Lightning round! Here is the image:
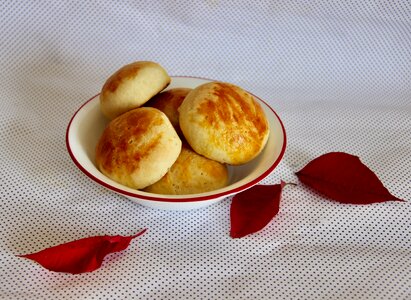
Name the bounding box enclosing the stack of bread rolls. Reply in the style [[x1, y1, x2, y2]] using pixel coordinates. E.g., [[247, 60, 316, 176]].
[[95, 61, 270, 195]]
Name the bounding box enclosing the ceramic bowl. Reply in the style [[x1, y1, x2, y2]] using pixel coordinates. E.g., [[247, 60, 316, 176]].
[[66, 76, 286, 210]]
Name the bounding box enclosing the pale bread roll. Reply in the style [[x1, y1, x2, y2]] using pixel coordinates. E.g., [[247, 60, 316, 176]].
[[100, 61, 170, 119], [144, 88, 191, 136], [178, 82, 270, 165], [95, 107, 182, 189], [143, 143, 228, 195]]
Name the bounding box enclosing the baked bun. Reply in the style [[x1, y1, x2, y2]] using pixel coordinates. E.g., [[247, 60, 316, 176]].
[[100, 61, 170, 119], [95, 107, 182, 189], [143, 143, 228, 195], [144, 88, 191, 135], [178, 82, 270, 165]]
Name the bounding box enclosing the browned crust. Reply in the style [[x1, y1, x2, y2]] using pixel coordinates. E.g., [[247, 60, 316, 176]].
[[95, 108, 165, 175], [144, 88, 191, 132]]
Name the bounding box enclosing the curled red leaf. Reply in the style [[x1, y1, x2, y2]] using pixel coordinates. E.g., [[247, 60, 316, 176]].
[[18, 229, 147, 274], [295, 152, 404, 204], [230, 181, 286, 238]]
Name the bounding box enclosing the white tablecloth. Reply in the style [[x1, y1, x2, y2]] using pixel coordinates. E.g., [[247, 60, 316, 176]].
[[1, 1, 410, 299]]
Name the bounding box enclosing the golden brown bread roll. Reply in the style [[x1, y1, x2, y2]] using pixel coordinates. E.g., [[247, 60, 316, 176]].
[[178, 82, 270, 165], [143, 143, 228, 195], [144, 88, 191, 136], [100, 61, 170, 119], [95, 107, 182, 189]]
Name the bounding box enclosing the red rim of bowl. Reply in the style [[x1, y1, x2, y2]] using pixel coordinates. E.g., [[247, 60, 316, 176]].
[[65, 76, 287, 202]]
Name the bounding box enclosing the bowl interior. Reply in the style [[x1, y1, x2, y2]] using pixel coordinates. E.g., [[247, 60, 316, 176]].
[[66, 76, 286, 202]]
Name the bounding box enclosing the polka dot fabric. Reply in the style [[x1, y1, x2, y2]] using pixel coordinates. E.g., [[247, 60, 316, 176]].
[[0, 1, 410, 299]]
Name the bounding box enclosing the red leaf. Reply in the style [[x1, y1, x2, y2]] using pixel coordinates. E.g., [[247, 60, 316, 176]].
[[295, 152, 404, 204], [18, 229, 147, 274], [230, 181, 286, 238]]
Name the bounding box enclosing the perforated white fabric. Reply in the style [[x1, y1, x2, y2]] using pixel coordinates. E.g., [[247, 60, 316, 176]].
[[0, 1, 410, 299]]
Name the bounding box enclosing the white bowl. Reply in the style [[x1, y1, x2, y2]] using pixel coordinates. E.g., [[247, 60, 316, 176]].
[[66, 76, 286, 210]]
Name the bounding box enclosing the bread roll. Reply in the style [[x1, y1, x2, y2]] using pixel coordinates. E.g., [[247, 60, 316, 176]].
[[100, 61, 170, 119], [95, 107, 181, 189], [144, 88, 191, 136], [143, 143, 228, 195], [178, 82, 270, 165]]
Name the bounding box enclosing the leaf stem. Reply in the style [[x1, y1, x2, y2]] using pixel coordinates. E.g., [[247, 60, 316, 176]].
[[281, 181, 297, 189]]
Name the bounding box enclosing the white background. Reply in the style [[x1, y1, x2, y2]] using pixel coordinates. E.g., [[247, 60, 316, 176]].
[[0, 1, 410, 299]]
